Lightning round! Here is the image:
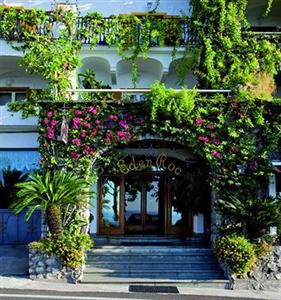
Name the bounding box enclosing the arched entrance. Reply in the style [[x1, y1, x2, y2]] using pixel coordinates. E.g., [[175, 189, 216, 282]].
[[97, 140, 211, 237]]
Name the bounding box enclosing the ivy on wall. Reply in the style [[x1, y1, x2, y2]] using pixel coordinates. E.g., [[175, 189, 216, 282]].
[[187, 0, 281, 90], [0, 6, 81, 101], [38, 82, 281, 199]]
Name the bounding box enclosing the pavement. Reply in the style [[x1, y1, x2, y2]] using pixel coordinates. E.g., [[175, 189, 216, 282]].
[[0, 246, 28, 276], [0, 276, 280, 300]]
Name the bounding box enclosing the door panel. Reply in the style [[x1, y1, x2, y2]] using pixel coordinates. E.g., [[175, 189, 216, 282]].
[[125, 174, 162, 234], [167, 175, 192, 235], [98, 176, 124, 234], [125, 176, 142, 232], [143, 178, 160, 233]]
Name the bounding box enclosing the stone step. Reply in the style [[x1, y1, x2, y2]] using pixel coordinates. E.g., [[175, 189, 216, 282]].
[[89, 245, 212, 251], [86, 262, 220, 270], [87, 247, 213, 255], [85, 265, 225, 274], [91, 235, 208, 247], [82, 273, 226, 282], [86, 254, 218, 263], [83, 245, 227, 286], [83, 271, 225, 279]]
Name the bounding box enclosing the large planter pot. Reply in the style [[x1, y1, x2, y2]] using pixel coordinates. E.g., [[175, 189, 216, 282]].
[[29, 249, 85, 283]]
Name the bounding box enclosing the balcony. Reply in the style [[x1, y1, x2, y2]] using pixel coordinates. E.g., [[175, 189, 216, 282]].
[[0, 13, 196, 47], [1, 12, 280, 49], [76, 16, 196, 47]]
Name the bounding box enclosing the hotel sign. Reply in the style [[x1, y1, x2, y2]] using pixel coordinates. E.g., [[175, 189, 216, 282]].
[[117, 153, 182, 175]]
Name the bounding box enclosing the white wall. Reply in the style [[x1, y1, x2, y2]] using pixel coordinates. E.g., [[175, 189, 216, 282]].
[[0, 132, 38, 148]]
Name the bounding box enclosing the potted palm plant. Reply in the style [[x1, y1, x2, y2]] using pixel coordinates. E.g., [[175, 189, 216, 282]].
[[10, 170, 91, 239]]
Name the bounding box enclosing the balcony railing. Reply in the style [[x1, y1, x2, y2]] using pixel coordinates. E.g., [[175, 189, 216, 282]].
[[64, 88, 232, 103], [0, 13, 280, 47], [0, 14, 197, 47], [76, 16, 197, 47]]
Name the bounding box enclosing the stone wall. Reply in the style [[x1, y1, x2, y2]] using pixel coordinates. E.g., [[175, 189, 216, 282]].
[[233, 246, 281, 291], [29, 249, 84, 283]]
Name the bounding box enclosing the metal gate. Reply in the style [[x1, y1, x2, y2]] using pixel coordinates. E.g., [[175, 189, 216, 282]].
[[0, 209, 41, 245]]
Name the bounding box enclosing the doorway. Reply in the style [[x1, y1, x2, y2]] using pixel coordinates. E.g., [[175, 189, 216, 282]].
[[97, 170, 210, 236], [124, 174, 164, 234]]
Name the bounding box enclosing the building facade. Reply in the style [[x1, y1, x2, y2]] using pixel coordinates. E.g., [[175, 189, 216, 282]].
[[0, 0, 281, 244]]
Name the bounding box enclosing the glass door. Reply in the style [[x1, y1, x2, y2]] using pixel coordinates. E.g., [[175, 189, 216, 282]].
[[98, 176, 124, 234], [167, 175, 192, 235], [125, 174, 163, 234]]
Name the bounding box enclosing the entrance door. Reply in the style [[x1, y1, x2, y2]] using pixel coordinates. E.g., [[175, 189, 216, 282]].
[[124, 174, 164, 234]]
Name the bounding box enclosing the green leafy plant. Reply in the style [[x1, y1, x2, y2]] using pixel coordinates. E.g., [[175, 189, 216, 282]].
[[188, 0, 281, 89], [10, 170, 91, 239], [149, 82, 196, 130], [214, 235, 256, 276], [216, 196, 281, 241], [29, 224, 93, 269]]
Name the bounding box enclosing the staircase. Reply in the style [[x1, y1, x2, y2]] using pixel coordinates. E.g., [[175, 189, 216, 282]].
[[82, 238, 229, 288]]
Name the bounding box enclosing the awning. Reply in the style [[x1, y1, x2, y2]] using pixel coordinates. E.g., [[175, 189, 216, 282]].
[[0, 150, 40, 172]]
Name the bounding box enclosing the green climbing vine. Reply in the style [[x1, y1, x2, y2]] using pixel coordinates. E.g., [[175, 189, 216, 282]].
[[187, 0, 281, 90]]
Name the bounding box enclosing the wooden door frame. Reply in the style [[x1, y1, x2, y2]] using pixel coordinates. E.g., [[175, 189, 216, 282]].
[[97, 172, 193, 236], [166, 175, 193, 235], [124, 172, 163, 234], [97, 175, 125, 235]]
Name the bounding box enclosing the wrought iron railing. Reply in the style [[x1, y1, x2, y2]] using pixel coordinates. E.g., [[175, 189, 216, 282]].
[[0, 15, 197, 47], [0, 13, 280, 47], [76, 16, 197, 47]]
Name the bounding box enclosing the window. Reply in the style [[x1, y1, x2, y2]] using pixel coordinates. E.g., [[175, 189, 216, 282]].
[[0, 90, 27, 106]]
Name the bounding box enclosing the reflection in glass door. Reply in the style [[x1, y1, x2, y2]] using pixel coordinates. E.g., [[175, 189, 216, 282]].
[[99, 176, 124, 234], [167, 175, 192, 235], [125, 175, 162, 234]]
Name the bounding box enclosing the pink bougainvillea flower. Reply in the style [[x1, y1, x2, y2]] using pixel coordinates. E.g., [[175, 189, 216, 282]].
[[117, 131, 127, 140], [206, 123, 215, 130], [213, 138, 220, 146], [72, 117, 81, 129], [50, 120, 58, 128], [195, 119, 204, 126], [83, 145, 90, 155], [71, 138, 81, 146], [47, 111, 53, 118], [43, 117, 49, 125], [83, 122, 91, 129], [80, 130, 87, 138], [90, 128, 97, 137], [47, 127, 54, 140], [85, 116, 91, 121], [109, 114, 118, 121], [75, 110, 83, 116], [70, 152, 80, 160], [211, 150, 221, 159], [105, 132, 113, 143], [198, 136, 209, 143], [119, 120, 129, 130], [106, 132, 113, 139], [95, 119, 101, 124], [87, 106, 97, 115]]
